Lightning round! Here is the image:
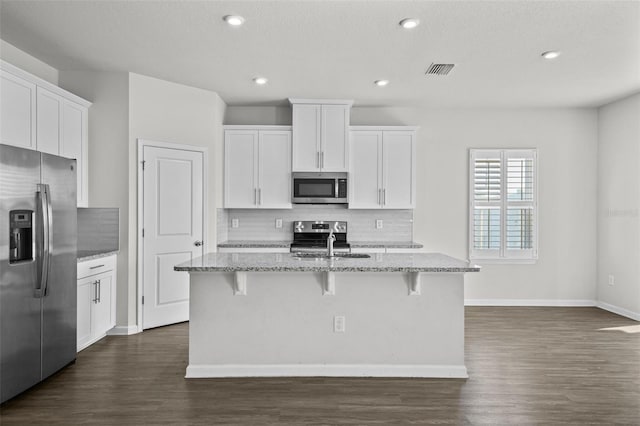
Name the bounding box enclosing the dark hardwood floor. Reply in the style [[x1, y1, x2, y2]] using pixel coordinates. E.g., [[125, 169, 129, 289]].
[[1, 307, 639, 425]]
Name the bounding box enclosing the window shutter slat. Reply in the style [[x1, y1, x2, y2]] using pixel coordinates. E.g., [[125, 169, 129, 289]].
[[507, 158, 534, 201], [473, 159, 501, 202], [506, 208, 534, 249], [473, 208, 501, 249]]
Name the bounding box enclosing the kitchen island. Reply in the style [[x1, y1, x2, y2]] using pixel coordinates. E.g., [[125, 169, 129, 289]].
[[175, 252, 479, 379]]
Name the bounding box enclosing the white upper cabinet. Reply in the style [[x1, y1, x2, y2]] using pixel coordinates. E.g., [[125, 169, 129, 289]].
[[321, 105, 349, 171], [258, 131, 292, 208], [224, 126, 292, 209], [290, 99, 351, 172], [291, 104, 320, 171], [349, 131, 382, 209], [382, 131, 415, 209], [0, 69, 36, 150], [60, 101, 88, 207], [36, 87, 63, 155], [1, 61, 90, 207], [349, 127, 417, 209]]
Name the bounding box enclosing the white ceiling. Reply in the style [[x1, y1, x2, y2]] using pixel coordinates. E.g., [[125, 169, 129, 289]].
[[1, 0, 639, 108]]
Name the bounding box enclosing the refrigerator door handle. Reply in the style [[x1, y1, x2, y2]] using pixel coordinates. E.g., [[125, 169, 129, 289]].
[[35, 184, 52, 298]]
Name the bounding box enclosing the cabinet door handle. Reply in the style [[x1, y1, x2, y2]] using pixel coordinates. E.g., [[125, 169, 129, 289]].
[[89, 264, 105, 270], [259, 188, 262, 205], [383, 189, 386, 206], [378, 189, 382, 206], [316, 152, 320, 168], [98, 279, 101, 303], [254, 188, 257, 205], [92, 280, 99, 303]]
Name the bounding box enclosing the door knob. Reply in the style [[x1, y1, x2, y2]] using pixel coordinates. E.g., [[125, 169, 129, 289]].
[[194, 240, 203, 247]]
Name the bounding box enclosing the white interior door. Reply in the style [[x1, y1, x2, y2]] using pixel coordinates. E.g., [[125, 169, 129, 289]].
[[142, 145, 204, 329]]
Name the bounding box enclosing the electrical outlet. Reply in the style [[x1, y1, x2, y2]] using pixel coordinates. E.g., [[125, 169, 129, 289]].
[[376, 219, 383, 229], [608, 275, 615, 286], [275, 218, 283, 229], [334, 316, 346, 333], [231, 218, 239, 228]]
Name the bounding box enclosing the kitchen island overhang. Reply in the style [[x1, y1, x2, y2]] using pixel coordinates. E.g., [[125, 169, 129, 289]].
[[175, 252, 480, 379]]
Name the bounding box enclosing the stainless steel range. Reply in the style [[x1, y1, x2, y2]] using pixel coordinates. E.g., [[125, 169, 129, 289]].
[[290, 221, 350, 253]]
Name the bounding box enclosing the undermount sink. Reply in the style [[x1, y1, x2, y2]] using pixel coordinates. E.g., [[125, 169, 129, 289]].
[[292, 253, 371, 260]]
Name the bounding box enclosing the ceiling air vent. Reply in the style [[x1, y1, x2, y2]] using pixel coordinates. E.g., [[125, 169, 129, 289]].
[[425, 63, 455, 76]]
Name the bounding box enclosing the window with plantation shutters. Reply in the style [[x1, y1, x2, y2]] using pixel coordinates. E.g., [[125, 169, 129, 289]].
[[469, 149, 537, 262]]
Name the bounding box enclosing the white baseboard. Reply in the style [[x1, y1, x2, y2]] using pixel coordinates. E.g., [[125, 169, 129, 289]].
[[596, 301, 640, 321], [185, 364, 468, 379], [465, 299, 596, 307], [106, 325, 141, 336]]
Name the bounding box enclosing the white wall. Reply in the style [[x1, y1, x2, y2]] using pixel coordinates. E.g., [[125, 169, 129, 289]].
[[225, 106, 291, 125], [128, 73, 226, 326], [227, 106, 599, 303], [353, 108, 599, 303], [0, 39, 59, 84], [58, 71, 131, 326], [597, 92, 640, 320], [60, 71, 226, 328]]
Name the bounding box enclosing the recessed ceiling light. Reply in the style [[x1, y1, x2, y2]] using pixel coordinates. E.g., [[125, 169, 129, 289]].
[[253, 77, 268, 85], [224, 15, 245, 26], [541, 51, 561, 59], [374, 80, 389, 87], [399, 18, 420, 29]]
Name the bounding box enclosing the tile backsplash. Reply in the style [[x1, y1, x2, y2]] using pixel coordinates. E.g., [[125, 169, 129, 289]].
[[219, 207, 413, 242], [77, 208, 120, 253]]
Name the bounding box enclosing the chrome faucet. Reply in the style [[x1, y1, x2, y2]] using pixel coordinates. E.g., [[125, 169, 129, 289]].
[[327, 229, 336, 257]]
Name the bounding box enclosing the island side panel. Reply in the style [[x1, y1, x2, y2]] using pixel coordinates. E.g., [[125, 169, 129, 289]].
[[187, 271, 466, 378]]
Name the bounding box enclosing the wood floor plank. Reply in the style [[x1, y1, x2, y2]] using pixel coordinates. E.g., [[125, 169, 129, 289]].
[[1, 307, 638, 425]]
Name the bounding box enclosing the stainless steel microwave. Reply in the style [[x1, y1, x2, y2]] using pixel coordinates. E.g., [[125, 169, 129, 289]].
[[292, 172, 348, 204]]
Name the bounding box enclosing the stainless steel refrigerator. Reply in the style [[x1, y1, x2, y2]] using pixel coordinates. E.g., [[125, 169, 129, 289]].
[[0, 143, 77, 403]]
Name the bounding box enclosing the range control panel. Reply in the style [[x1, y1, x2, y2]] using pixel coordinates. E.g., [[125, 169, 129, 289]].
[[293, 221, 347, 234]]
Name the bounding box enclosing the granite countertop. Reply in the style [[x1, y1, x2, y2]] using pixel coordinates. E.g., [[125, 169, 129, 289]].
[[175, 252, 480, 273], [217, 240, 292, 248], [350, 241, 423, 249], [217, 240, 423, 249], [77, 250, 119, 262]]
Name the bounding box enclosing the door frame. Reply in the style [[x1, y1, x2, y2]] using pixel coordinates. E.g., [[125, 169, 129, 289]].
[[136, 138, 208, 332]]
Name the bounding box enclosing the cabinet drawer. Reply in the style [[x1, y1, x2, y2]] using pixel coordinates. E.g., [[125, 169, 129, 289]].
[[78, 255, 116, 279]]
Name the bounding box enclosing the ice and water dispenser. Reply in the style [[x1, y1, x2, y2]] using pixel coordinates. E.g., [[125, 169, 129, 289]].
[[9, 210, 33, 263]]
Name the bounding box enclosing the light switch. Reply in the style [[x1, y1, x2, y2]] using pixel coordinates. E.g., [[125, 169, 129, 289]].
[[231, 218, 239, 228]]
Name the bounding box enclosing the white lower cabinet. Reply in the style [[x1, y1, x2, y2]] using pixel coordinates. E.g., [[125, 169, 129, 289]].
[[77, 255, 116, 351]]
